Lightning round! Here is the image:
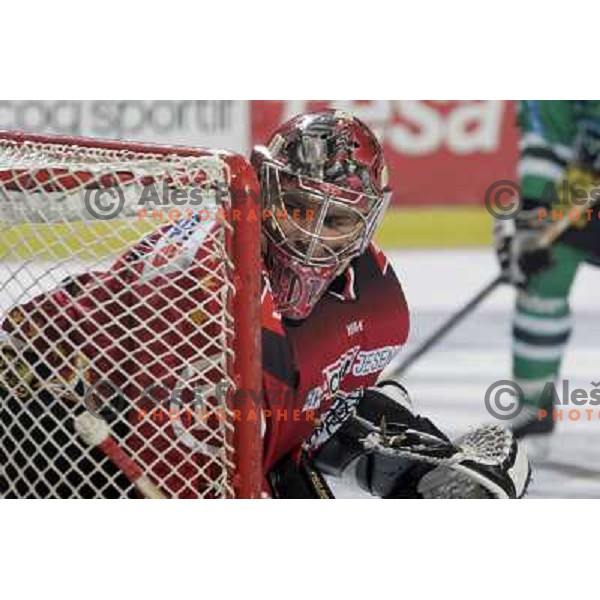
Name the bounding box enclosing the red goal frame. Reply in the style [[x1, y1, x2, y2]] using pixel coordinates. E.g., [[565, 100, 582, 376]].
[[0, 130, 263, 499]]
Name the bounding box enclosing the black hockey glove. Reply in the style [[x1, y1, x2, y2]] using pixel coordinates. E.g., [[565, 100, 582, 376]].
[[313, 381, 531, 499], [493, 204, 553, 288]]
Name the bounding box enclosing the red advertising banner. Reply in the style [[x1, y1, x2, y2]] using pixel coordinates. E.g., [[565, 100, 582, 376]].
[[251, 101, 519, 207]]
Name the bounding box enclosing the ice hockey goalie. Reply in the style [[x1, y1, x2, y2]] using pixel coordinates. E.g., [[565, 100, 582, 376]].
[[0, 112, 531, 498]]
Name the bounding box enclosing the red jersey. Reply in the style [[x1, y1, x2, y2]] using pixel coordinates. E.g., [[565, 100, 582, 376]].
[[2, 221, 409, 496], [261, 244, 409, 470]]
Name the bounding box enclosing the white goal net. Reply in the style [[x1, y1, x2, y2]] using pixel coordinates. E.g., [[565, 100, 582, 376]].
[[0, 132, 262, 499]]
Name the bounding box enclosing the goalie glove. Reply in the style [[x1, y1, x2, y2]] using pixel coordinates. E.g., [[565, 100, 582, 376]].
[[313, 382, 531, 499], [493, 207, 553, 288]]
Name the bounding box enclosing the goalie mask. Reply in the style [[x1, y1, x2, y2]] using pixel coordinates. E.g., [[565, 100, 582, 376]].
[[252, 110, 391, 320]]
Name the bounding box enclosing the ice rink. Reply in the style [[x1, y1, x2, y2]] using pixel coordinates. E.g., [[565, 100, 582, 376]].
[[373, 248, 600, 499], [3, 248, 600, 498]]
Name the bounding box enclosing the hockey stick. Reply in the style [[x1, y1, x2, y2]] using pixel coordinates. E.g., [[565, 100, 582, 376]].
[[299, 452, 335, 499], [387, 201, 596, 380], [387, 274, 504, 379], [74, 412, 167, 499], [268, 450, 335, 498]]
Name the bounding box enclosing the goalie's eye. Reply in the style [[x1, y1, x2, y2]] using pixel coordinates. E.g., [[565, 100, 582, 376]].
[[281, 193, 316, 221], [281, 195, 304, 211], [323, 213, 359, 231]]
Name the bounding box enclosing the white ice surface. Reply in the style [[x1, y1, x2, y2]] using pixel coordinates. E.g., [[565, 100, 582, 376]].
[[3, 249, 600, 498], [331, 248, 600, 499]]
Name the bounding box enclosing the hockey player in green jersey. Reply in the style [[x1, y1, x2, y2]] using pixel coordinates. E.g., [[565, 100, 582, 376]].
[[494, 100, 600, 455]]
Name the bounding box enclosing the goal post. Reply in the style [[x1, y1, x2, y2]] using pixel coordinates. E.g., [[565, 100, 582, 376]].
[[0, 131, 263, 498]]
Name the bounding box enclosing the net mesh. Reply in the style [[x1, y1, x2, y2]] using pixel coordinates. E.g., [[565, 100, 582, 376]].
[[0, 134, 258, 498]]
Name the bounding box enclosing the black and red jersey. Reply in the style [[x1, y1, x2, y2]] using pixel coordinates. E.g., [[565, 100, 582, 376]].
[[261, 243, 409, 470]]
